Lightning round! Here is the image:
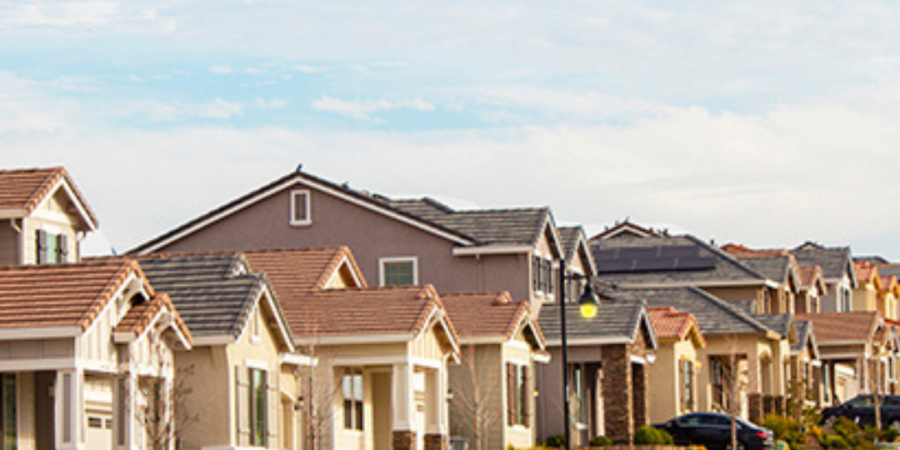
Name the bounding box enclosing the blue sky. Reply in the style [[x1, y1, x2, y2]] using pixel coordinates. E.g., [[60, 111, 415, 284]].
[[4, 0, 900, 258]]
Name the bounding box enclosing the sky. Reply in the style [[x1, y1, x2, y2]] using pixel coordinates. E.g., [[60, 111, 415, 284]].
[[3, 0, 900, 258]]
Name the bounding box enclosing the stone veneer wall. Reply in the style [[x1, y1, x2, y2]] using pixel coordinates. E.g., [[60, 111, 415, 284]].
[[393, 431, 416, 450], [424, 434, 447, 450], [602, 344, 633, 444]]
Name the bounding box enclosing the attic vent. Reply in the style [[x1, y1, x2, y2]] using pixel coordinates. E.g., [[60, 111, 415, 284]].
[[129, 292, 148, 306]]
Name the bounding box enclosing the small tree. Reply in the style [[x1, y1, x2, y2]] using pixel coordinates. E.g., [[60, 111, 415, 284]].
[[294, 326, 345, 450]]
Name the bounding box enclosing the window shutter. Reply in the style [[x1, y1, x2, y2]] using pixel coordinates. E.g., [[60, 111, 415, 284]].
[[267, 370, 279, 448], [58, 234, 69, 263], [678, 361, 686, 411], [524, 365, 532, 425], [506, 363, 515, 426], [36, 230, 46, 264], [235, 366, 250, 447]]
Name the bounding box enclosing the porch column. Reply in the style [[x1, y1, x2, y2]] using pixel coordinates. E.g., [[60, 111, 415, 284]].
[[55, 369, 85, 450], [392, 363, 416, 450], [113, 374, 137, 450], [424, 368, 447, 450]]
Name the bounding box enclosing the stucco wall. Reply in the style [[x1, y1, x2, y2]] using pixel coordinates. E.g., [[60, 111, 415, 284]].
[[648, 339, 699, 424], [175, 346, 231, 450], [449, 344, 505, 450], [154, 184, 536, 308]]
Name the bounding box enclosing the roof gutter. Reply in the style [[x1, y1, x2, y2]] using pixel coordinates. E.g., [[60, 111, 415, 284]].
[[545, 336, 632, 347], [293, 333, 416, 347], [453, 245, 534, 256]]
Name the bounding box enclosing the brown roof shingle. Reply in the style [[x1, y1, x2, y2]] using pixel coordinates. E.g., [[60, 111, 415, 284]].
[[794, 311, 880, 343], [0, 258, 149, 330], [243, 246, 366, 294], [281, 284, 458, 342], [0, 167, 98, 228], [441, 292, 545, 347], [116, 292, 192, 345]]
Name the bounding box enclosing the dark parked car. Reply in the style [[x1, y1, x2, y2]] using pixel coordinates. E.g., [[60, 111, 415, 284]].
[[654, 412, 775, 450], [821, 395, 900, 429]]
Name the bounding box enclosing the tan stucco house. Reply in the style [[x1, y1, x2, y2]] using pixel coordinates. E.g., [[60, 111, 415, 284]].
[[441, 291, 547, 450], [536, 301, 657, 446], [137, 252, 302, 450], [647, 307, 705, 424], [0, 258, 192, 450]]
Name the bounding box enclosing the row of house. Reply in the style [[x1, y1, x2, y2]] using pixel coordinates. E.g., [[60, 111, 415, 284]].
[[0, 165, 898, 450]]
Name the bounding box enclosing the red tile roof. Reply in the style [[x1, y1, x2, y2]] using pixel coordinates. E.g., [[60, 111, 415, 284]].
[[441, 291, 545, 347], [648, 306, 705, 346], [243, 246, 367, 293], [797, 265, 825, 289], [795, 311, 880, 343], [279, 284, 458, 343], [0, 259, 150, 330], [721, 244, 791, 258], [0, 167, 98, 228], [116, 292, 192, 345]]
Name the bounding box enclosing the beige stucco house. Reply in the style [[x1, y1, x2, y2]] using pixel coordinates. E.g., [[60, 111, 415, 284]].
[[0, 167, 98, 266], [0, 258, 192, 450], [241, 247, 461, 450], [646, 307, 705, 424], [137, 252, 302, 450], [441, 291, 547, 450]]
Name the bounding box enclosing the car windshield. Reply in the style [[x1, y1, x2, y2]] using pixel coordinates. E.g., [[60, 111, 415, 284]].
[[847, 396, 873, 407]]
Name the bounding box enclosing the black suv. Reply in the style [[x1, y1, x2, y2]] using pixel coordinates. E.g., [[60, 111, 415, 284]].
[[654, 412, 775, 450], [821, 395, 900, 429]]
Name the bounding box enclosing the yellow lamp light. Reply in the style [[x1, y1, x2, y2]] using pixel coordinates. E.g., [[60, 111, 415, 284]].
[[577, 283, 600, 319]]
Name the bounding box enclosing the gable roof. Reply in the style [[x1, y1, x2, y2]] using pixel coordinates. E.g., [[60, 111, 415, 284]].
[[648, 306, 705, 347], [0, 166, 98, 230], [243, 246, 366, 292], [797, 265, 827, 293], [590, 220, 661, 241], [538, 301, 657, 349], [754, 313, 794, 341], [791, 244, 857, 286], [0, 258, 148, 332], [279, 284, 459, 349], [721, 244, 800, 286], [115, 292, 192, 349], [136, 252, 293, 348], [591, 234, 771, 288], [791, 320, 819, 359], [600, 286, 777, 337], [441, 291, 545, 349], [558, 226, 597, 275], [386, 197, 560, 253], [795, 311, 880, 344]]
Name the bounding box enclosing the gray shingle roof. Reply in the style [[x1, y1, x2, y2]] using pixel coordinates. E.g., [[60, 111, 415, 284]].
[[738, 257, 792, 283], [538, 302, 649, 345], [558, 226, 584, 261], [138, 253, 264, 339], [598, 286, 774, 336], [791, 320, 816, 354], [387, 198, 552, 247], [754, 313, 793, 338], [791, 244, 853, 281], [590, 235, 767, 286]]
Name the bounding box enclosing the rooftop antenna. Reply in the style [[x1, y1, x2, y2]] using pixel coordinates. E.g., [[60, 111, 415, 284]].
[[296, 163, 303, 173]]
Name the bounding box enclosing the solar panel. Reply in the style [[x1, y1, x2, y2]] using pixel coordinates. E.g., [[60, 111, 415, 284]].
[[595, 245, 716, 274]]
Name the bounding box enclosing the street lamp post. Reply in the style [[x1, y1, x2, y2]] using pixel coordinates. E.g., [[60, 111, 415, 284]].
[[558, 262, 600, 450]]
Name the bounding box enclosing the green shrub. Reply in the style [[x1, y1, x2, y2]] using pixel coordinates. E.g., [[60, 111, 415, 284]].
[[589, 436, 613, 447], [822, 434, 850, 449], [764, 414, 796, 440], [882, 427, 900, 443], [544, 435, 566, 448], [633, 425, 674, 445], [833, 417, 862, 442]]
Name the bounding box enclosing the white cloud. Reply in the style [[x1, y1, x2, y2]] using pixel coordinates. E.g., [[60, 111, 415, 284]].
[[311, 95, 435, 120], [0, 1, 167, 32], [292, 64, 328, 74], [210, 65, 233, 74]]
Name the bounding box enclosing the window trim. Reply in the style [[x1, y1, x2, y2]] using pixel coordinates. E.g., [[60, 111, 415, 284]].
[[379, 256, 419, 287], [289, 190, 312, 226], [248, 367, 268, 447], [342, 369, 364, 432]]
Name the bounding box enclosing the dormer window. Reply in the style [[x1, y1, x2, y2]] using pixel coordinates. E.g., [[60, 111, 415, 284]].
[[36, 229, 69, 264], [290, 190, 311, 226]]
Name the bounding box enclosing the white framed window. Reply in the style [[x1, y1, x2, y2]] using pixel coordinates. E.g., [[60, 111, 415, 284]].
[[289, 190, 311, 226], [342, 369, 364, 431], [249, 368, 267, 446], [379, 257, 418, 287]]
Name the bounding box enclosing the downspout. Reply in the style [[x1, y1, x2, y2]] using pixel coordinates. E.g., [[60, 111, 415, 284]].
[[9, 219, 22, 264]]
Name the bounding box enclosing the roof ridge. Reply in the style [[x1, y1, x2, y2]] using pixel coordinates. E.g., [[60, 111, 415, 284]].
[[684, 234, 769, 281], [686, 286, 771, 334]]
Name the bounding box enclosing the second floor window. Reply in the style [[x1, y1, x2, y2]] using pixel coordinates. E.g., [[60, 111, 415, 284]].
[[380, 257, 418, 286], [680, 359, 694, 412], [532, 256, 554, 297], [36, 230, 68, 264]]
